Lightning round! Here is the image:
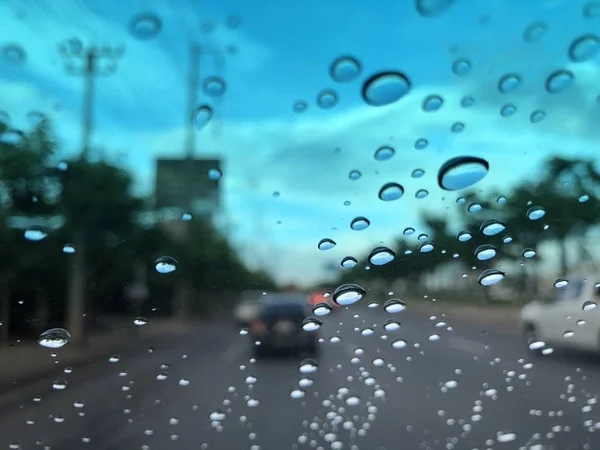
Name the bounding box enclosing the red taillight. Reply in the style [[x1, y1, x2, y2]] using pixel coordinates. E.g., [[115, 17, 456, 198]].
[[250, 320, 265, 334]]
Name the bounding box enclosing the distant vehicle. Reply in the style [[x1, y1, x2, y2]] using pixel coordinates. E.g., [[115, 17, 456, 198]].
[[308, 289, 339, 310], [521, 276, 600, 354], [233, 290, 262, 328], [249, 293, 318, 357]]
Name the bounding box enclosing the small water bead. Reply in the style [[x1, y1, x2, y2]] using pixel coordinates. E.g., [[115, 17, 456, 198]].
[[568, 34, 600, 63], [582, 301, 597, 311], [313, 303, 332, 317], [451, 122, 464, 133], [460, 96, 474, 108], [475, 244, 496, 261], [155, 256, 177, 274], [318, 238, 336, 251], [452, 58, 472, 76], [349, 170, 361, 180], [350, 216, 370, 231], [523, 21, 548, 42], [384, 299, 406, 313], [411, 168, 425, 178], [129, 13, 162, 40], [480, 220, 506, 236], [403, 227, 415, 236], [299, 359, 319, 374], [378, 182, 404, 201], [208, 167, 222, 180], [329, 56, 362, 83], [383, 319, 401, 332], [38, 328, 71, 348], [302, 317, 322, 332], [368, 247, 395, 266], [500, 104, 517, 117], [361, 71, 411, 107], [545, 69, 574, 94], [24, 226, 47, 241], [317, 89, 339, 109], [415, 0, 457, 17], [522, 248, 536, 258], [293, 101, 308, 113], [478, 269, 505, 286], [468, 203, 482, 213], [420, 242, 434, 253], [341, 256, 358, 268], [414, 138, 428, 150], [498, 74, 522, 93], [437, 156, 489, 191], [203, 76, 226, 97], [458, 231, 472, 242], [333, 283, 366, 306], [579, 194, 590, 203], [415, 189, 429, 199], [530, 110, 546, 123], [527, 206, 545, 220], [374, 146, 395, 161], [422, 94, 444, 112], [584, 2, 600, 18], [133, 317, 147, 326]]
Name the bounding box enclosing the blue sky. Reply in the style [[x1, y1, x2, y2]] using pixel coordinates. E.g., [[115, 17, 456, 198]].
[[1, 0, 600, 285]]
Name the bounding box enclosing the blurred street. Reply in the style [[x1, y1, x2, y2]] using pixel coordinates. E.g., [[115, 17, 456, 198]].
[[2, 303, 600, 450]]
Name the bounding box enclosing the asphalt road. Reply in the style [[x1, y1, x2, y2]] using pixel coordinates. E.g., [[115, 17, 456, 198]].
[[2, 305, 600, 449]]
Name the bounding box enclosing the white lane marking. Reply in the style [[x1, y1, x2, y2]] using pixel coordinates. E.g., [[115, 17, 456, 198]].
[[446, 336, 488, 356], [223, 342, 246, 364]]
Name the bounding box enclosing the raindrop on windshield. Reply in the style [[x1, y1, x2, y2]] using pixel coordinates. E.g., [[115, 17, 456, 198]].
[[460, 96, 474, 108], [526, 206, 545, 220], [333, 283, 366, 306], [475, 244, 496, 261], [384, 299, 406, 313], [450, 122, 464, 133], [583, 301, 597, 311], [568, 34, 600, 62], [313, 303, 332, 317], [554, 278, 568, 288], [317, 89, 339, 109], [38, 328, 71, 349], [299, 359, 319, 374], [302, 317, 322, 332], [478, 269, 505, 286], [391, 338, 407, 349], [330, 56, 362, 82], [468, 203, 482, 213], [346, 396, 361, 406], [290, 389, 306, 399], [523, 21, 548, 42], [130, 13, 162, 39], [208, 167, 222, 180], [2, 43, 26, 64], [341, 256, 358, 268], [318, 238, 336, 250], [133, 317, 148, 326], [378, 182, 404, 201], [368, 247, 395, 265], [584, 2, 600, 17], [522, 248, 536, 258], [350, 216, 371, 231], [374, 146, 395, 161], [62, 243, 76, 254], [411, 168, 425, 178], [498, 73, 521, 93], [52, 379, 68, 390], [403, 227, 415, 236], [415, 0, 456, 17], [500, 104, 516, 117], [545, 69, 574, 93], [458, 231, 472, 242], [361, 71, 411, 106], [349, 170, 362, 180], [415, 189, 429, 199], [24, 226, 47, 241], [293, 101, 307, 113], [420, 242, 434, 253], [480, 220, 506, 236], [192, 105, 213, 130], [530, 110, 546, 123], [155, 256, 178, 274], [422, 94, 444, 111], [437, 156, 489, 191], [203, 76, 226, 97], [383, 319, 401, 332], [414, 138, 428, 150], [451, 58, 472, 76]]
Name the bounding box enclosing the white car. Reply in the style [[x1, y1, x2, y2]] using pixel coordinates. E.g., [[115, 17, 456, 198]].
[[521, 276, 600, 354]]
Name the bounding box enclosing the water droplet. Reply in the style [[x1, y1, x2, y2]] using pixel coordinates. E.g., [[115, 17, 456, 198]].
[[579, 194, 590, 202], [415, 189, 429, 199], [478, 269, 505, 286], [420, 242, 435, 253], [299, 358, 319, 374], [38, 328, 71, 349], [341, 256, 358, 268], [313, 303, 333, 316], [415, 0, 456, 17], [52, 379, 68, 390], [563, 330, 574, 338], [383, 319, 401, 332], [450, 122, 464, 133], [346, 395, 361, 406], [528, 338, 546, 350], [368, 247, 395, 265], [57, 160, 69, 171], [156, 373, 168, 381], [526, 206, 545, 220], [480, 220, 506, 236], [497, 432, 517, 443], [403, 227, 415, 235], [333, 283, 366, 306], [361, 327, 374, 337], [498, 74, 522, 93], [374, 145, 395, 161], [203, 76, 226, 97], [583, 301, 597, 311], [500, 104, 517, 117], [192, 105, 213, 130], [457, 231, 472, 242], [208, 167, 222, 180], [545, 69, 574, 94], [210, 410, 227, 421], [451, 58, 472, 76], [530, 110, 546, 123], [584, 2, 600, 17], [523, 21, 548, 42], [318, 238, 336, 251], [290, 389, 306, 399], [133, 317, 147, 326], [349, 170, 362, 180], [62, 243, 76, 254], [577, 319, 586, 326], [24, 226, 47, 241], [568, 34, 600, 62], [181, 212, 193, 221], [316, 89, 338, 109], [391, 338, 407, 349], [384, 299, 406, 313], [130, 13, 162, 40], [522, 248, 536, 258], [437, 156, 489, 191], [350, 216, 371, 231], [422, 94, 444, 112], [414, 138, 428, 150], [378, 182, 404, 201], [155, 256, 178, 274], [411, 168, 425, 178], [178, 378, 190, 386], [108, 355, 120, 363], [361, 71, 411, 107], [239, 328, 249, 335], [429, 334, 440, 342], [299, 378, 314, 388], [460, 95, 475, 108], [330, 56, 362, 82], [2, 43, 26, 64], [475, 244, 496, 261], [302, 317, 322, 332], [293, 100, 308, 113]]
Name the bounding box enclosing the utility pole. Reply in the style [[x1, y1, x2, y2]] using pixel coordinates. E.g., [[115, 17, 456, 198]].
[[59, 41, 123, 345]]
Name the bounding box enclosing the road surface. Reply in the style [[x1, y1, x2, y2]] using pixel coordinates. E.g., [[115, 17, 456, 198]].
[[1, 304, 600, 449]]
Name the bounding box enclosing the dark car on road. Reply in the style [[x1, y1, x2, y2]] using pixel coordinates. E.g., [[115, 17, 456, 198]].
[[249, 294, 318, 357]]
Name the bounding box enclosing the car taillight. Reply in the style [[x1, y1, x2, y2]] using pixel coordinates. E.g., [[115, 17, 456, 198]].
[[250, 320, 265, 334]]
